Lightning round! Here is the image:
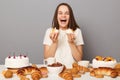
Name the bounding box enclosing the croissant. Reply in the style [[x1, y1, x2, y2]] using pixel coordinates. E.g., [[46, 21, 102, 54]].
[[20, 76, 30, 80], [17, 66, 42, 79], [60, 68, 81, 78], [31, 64, 38, 68], [39, 67, 48, 78], [7, 68, 19, 73], [31, 71, 42, 80], [90, 67, 118, 78], [72, 62, 89, 72], [114, 68, 120, 76], [114, 63, 120, 76], [59, 72, 73, 80], [114, 63, 120, 69]]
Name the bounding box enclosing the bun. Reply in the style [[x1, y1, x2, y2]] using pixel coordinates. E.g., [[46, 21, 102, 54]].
[[95, 56, 103, 61], [31, 64, 37, 68], [2, 70, 13, 78], [90, 67, 118, 78], [17, 66, 42, 80], [39, 67, 48, 78], [95, 56, 115, 61], [103, 56, 114, 61]]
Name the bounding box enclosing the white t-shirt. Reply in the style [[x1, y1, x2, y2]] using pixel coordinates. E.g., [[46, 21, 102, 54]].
[[43, 28, 84, 68]]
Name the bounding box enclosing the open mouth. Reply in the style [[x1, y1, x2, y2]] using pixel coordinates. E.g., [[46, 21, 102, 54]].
[[60, 20, 67, 22]]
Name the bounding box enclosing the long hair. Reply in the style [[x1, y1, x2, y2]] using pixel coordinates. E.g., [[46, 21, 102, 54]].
[[52, 3, 79, 31]]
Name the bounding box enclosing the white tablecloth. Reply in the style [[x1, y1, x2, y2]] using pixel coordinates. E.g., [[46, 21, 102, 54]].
[[0, 65, 120, 80]]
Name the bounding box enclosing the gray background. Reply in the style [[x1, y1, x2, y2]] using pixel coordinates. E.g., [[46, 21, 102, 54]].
[[0, 0, 120, 64]]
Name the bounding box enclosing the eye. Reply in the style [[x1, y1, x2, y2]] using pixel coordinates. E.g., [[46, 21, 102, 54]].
[[58, 11, 62, 15], [65, 11, 69, 15]]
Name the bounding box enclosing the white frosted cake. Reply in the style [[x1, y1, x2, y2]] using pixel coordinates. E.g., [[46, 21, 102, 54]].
[[5, 55, 30, 68], [66, 28, 74, 34], [92, 56, 117, 68]]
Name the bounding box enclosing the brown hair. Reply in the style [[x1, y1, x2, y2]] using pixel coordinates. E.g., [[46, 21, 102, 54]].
[[52, 3, 79, 31]]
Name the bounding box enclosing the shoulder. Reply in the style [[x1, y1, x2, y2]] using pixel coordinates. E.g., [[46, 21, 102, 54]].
[[74, 28, 82, 34], [45, 28, 52, 33]]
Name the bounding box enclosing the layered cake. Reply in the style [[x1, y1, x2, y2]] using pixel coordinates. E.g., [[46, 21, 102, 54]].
[[66, 28, 74, 34], [92, 56, 117, 68], [5, 55, 30, 68], [51, 28, 59, 33]]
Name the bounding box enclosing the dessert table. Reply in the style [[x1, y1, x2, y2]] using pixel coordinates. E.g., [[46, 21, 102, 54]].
[[0, 64, 120, 80]]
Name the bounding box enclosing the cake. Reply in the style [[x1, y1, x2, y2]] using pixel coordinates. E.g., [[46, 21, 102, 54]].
[[92, 56, 117, 68], [5, 55, 30, 68], [66, 28, 74, 34], [51, 28, 59, 33]]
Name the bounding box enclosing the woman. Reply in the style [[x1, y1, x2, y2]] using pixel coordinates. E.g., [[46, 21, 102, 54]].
[[43, 3, 84, 68]]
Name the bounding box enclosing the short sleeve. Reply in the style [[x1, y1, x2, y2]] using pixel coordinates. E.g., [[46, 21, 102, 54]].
[[43, 28, 52, 46], [74, 28, 84, 45]]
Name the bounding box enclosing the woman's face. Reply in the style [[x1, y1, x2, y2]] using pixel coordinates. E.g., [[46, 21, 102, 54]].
[[57, 5, 70, 30]]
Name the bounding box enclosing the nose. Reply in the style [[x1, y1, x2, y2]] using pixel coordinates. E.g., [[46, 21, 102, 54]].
[[61, 14, 66, 18]]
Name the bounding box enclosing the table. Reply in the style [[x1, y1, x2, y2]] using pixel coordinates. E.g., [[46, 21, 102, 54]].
[[0, 65, 120, 80]]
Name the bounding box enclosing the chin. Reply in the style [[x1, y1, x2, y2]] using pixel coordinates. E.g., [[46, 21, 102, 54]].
[[59, 25, 68, 28]]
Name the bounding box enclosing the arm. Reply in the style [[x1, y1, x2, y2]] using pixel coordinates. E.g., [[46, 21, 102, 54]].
[[67, 33, 83, 61], [69, 43, 83, 61], [44, 32, 59, 59], [44, 42, 58, 59]]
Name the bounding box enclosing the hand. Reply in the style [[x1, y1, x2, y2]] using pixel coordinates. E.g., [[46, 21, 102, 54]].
[[49, 32, 59, 43], [67, 33, 76, 43]]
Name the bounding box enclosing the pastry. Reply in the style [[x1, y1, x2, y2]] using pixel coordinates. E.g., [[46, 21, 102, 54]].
[[59, 72, 73, 80], [20, 76, 30, 80], [7, 68, 19, 73], [39, 67, 48, 78], [66, 28, 74, 34], [17, 66, 42, 79], [114, 63, 120, 76], [31, 71, 42, 80], [51, 28, 59, 33], [92, 56, 117, 68], [95, 56, 103, 61], [2, 70, 13, 78], [31, 64, 38, 68], [72, 62, 89, 73], [103, 56, 115, 61], [114, 63, 120, 69], [90, 67, 118, 78]]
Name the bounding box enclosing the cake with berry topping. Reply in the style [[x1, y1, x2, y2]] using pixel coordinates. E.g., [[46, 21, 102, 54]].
[[92, 56, 117, 68], [5, 55, 30, 68]]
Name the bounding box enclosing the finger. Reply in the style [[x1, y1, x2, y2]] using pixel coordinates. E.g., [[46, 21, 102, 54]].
[[54, 33, 59, 39], [69, 34, 75, 40], [72, 34, 76, 40], [67, 33, 71, 39], [50, 34, 53, 39], [49, 34, 52, 39]]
